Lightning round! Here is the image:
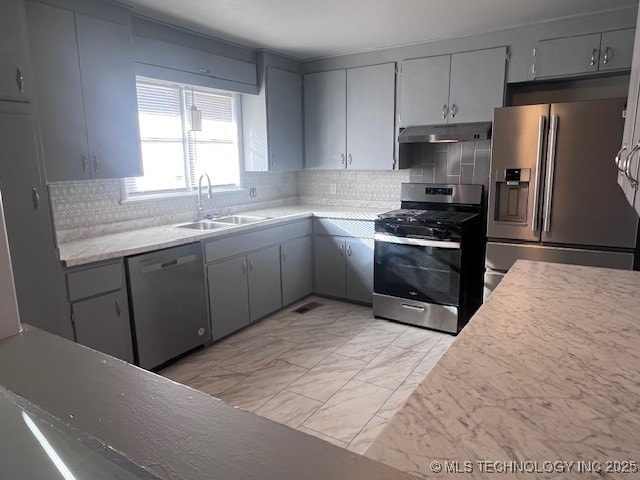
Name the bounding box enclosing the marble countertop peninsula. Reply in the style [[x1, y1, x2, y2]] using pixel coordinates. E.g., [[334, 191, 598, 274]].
[[59, 205, 389, 266], [366, 260, 640, 479]]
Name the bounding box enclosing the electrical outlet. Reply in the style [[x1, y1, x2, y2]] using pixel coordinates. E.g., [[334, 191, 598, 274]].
[[249, 187, 257, 197], [329, 183, 337, 195]]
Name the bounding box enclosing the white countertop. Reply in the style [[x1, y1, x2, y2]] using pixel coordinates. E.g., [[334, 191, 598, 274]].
[[366, 260, 640, 479], [59, 205, 387, 266]]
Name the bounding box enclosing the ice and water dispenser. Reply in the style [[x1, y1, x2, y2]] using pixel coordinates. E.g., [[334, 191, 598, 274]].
[[493, 168, 531, 223]]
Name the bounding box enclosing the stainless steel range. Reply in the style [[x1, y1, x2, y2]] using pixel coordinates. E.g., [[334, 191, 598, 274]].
[[373, 183, 485, 334]]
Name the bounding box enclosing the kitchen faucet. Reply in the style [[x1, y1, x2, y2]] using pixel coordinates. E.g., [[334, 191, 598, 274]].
[[197, 173, 213, 221]]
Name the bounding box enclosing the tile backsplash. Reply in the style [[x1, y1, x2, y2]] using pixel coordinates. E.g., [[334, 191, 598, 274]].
[[49, 140, 490, 242]]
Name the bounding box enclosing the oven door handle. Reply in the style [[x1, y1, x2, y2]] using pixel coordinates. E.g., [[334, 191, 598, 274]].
[[374, 233, 461, 249]]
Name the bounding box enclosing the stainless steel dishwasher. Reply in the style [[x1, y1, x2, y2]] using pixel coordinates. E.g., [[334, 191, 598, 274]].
[[127, 243, 210, 369]]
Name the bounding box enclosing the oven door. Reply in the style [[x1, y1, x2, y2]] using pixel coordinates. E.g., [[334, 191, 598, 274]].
[[373, 234, 461, 306]]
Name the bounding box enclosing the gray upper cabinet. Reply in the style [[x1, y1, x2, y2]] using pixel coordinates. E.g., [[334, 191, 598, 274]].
[[346, 63, 395, 170], [400, 47, 506, 126], [0, 0, 30, 102], [0, 111, 73, 340], [314, 236, 346, 298], [305, 63, 395, 170], [26, 2, 90, 181], [25, 3, 142, 182], [72, 290, 133, 363], [75, 14, 142, 179], [208, 257, 250, 342], [266, 67, 303, 171], [248, 246, 282, 322], [600, 29, 636, 72], [448, 48, 507, 123], [345, 238, 374, 304], [534, 29, 634, 79], [400, 55, 451, 126], [281, 236, 313, 306], [304, 69, 346, 169]]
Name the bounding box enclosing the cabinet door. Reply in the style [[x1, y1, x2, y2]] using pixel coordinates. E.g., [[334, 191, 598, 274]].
[[600, 29, 635, 72], [267, 67, 303, 171], [76, 14, 142, 179], [73, 290, 133, 362], [314, 236, 346, 298], [346, 63, 395, 170], [248, 246, 282, 322], [0, 0, 30, 102], [345, 239, 374, 304], [304, 70, 346, 169], [281, 236, 313, 306], [26, 1, 90, 182], [449, 47, 506, 123], [534, 34, 601, 79], [0, 112, 73, 339], [400, 55, 450, 126], [208, 257, 250, 341]]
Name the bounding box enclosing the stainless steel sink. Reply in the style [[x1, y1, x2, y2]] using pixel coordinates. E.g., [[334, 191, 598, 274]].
[[176, 221, 229, 231], [212, 215, 269, 225]]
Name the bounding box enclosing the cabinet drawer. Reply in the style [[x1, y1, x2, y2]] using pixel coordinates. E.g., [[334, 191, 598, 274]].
[[205, 219, 312, 263], [313, 218, 375, 238], [67, 261, 123, 302]]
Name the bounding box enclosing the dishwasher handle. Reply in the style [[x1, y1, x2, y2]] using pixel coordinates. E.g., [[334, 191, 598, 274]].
[[138, 254, 197, 274]]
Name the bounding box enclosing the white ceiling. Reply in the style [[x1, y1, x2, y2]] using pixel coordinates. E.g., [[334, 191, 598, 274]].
[[120, 0, 638, 59]]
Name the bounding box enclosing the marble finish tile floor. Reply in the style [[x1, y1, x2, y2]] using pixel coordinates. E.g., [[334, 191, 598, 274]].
[[160, 295, 453, 454]]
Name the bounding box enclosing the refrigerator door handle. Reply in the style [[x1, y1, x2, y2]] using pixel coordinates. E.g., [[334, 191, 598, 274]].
[[542, 115, 558, 233], [532, 116, 546, 232]]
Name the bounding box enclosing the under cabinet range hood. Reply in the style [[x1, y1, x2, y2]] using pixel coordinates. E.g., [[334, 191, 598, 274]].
[[398, 122, 492, 143]]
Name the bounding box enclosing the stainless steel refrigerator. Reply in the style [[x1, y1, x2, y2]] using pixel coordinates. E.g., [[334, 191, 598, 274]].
[[485, 98, 639, 297]]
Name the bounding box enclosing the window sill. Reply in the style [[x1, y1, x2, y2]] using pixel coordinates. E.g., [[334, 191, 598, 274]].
[[120, 186, 248, 204]]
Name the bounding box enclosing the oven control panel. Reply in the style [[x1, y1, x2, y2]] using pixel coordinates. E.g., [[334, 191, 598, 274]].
[[425, 187, 453, 195]]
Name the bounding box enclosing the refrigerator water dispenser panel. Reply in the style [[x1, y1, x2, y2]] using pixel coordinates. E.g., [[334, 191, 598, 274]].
[[494, 168, 531, 223]]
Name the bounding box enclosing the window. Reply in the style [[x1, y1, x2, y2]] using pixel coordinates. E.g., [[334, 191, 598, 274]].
[[124, 78, 241, 199]]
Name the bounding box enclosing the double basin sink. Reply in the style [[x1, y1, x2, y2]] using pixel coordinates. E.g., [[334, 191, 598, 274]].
[[176, 215, 270, 231]]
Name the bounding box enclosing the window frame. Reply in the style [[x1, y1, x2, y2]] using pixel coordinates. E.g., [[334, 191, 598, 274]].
[[121, 77, 245, 203]]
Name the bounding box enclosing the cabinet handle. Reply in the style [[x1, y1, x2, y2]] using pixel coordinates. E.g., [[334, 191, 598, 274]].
[[624, 142, 640, 188], [242, 261, 247, 274], [590, 49, 599, 66], [603, 47, 611, 65], [347, 153, 352, 165], [340, 153, 345, 165], [339, 244, 344, 256], [248, 260, 253, 272], [450, 104, 457, 119], [198, 68, 210, 74], [114, 300, 122, 317], [281, 249, 287, 262], [31, 188, 40, 210], [346, 245, 352, 257], [271, 154, 276, 168], [614, 144, 628, 172], [93, 154, 99, 173], [16, 67, 24, 93], [82, 155, 88, 174], [441, 104, 448, 119]]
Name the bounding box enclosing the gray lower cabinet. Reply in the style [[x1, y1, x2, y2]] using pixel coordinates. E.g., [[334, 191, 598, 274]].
[[248, 246, 282, 322], [314, 236, 346, 298], [345, 239, 374, 304], [281, 236, 313, 306], [0, 0, 31, 102], [72, 290, 133, 362], [67, 260, 133, 362], [0, 110, 73, 339], [208, 257, 250, 342], [25, 2, 141, 182], [314, 236, 374, 304]]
